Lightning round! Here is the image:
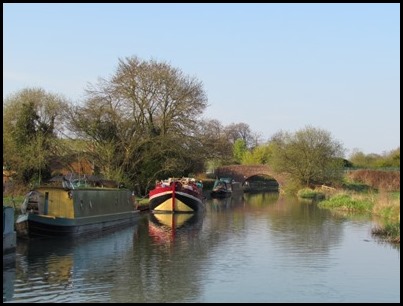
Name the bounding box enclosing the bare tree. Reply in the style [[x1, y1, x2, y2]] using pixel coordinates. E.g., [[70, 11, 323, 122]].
[[66, 56, 208, 192], [224, 122, 260, 149]]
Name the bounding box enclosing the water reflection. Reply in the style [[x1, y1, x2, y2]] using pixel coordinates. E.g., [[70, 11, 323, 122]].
[[209, 195, 243, 211], [3, 260, 15, 303], [148, 212, 204, 244], [7, 223, 140, 303], [243, 191, 280, 207], [207, 192, 346, 266], [265, 196, 345, 268], [126, 212, 207, 303], [3, 193, 400, 303]]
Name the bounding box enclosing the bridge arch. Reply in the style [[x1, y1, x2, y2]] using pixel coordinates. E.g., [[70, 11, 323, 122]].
[[214, 165, 288, 191]]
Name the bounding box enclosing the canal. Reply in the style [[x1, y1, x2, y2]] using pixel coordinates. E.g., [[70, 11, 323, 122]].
[[3, 192, 400, 303]]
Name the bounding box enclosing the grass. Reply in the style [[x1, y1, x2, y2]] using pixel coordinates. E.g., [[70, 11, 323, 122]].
[[135, 196, 150, 211], [372, 222, 400, 244], [317, 193, 374, 213], [297, 188, 326, 200], [316, 190, 400, 243], [3, 195, 25, 210]]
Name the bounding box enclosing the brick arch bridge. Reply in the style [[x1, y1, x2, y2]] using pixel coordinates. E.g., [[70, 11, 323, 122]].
[[214, 165, 288, 189]]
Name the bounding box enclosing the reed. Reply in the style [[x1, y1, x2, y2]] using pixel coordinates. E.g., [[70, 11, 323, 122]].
[[346, 169, 400, 192]]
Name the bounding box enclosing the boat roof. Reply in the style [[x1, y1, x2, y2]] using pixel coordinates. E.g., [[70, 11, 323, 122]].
[[218, 177, 232, 183]]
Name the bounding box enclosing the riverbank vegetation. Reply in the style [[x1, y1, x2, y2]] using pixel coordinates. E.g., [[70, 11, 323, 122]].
[[297, 170, 400, 243], [318, 191, 400, 243]]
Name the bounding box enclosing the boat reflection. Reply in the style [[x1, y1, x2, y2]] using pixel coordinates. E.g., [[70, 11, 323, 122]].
[[209, 194, 245, 211], [148, 212, 204, 244], [5, 224, 140, 303]]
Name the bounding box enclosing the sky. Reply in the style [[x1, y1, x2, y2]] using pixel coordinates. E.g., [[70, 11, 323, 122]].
[[3, 3, 400, 157]]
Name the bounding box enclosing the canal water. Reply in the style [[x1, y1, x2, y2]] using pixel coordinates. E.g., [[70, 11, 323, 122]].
[[3, 193, 400, 303]]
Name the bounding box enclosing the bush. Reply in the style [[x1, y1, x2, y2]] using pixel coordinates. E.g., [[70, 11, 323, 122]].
[[297, 188, 325, 200]]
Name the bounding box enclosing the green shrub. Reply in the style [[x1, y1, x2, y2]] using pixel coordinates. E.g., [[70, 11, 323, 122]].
[[297, 188, 325, 200]]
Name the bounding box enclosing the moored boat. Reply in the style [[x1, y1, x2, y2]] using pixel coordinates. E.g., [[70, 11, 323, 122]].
[[149, 177, 204, 213], [210, 179, 232, 198], [210, 177, 243, 199], [15, 173, 140, 238]]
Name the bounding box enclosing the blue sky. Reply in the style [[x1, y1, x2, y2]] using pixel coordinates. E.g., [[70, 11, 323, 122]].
[[3, 3, 400, 156]]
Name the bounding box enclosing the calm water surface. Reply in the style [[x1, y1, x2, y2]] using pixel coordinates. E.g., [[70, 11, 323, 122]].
[[3, 193, 400, 303]]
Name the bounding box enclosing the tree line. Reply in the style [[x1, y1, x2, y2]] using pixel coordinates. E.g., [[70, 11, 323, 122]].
[[3, 56, 400, 195]]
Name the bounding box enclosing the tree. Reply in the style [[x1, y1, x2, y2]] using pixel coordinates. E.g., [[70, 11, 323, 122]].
[[224, 122, 261, 149], [349, 149, 376, 168], [242, 143, 273, 165], [197, 119, 233, 161], [3, 88, 69, 185], [66, 56, 208, 192], [233, 138, 247, 163], [269, 125, 345, 187], [381, 147, 400, 168], [349, 147, 400, 169]]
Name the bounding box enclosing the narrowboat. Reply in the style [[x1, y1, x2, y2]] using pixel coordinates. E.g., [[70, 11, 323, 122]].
[[15, 174, 140, 238], [148, 177, 205, 213], [210, 177, 243, 199]]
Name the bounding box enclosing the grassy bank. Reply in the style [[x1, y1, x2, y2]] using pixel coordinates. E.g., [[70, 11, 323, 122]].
[[297, 171, 400, 244], [306, 189, 400, 244]]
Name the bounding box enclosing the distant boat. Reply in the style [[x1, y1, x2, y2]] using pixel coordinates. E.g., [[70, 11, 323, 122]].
[[15, 173, 140, 238], [210, 177, 243, 199], [149, 177, 205, 213]]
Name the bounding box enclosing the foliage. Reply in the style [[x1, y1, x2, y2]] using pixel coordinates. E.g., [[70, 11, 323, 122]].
[[233, 138, 247, 163], [269, 125, 345, 187], [349, 147, 400, 168], [280, 178, 303, 195], [197, 119, 233, 163], [3, 88, 69, 184], [242, 143, 273, 165], [3, 195, 26, 208]]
